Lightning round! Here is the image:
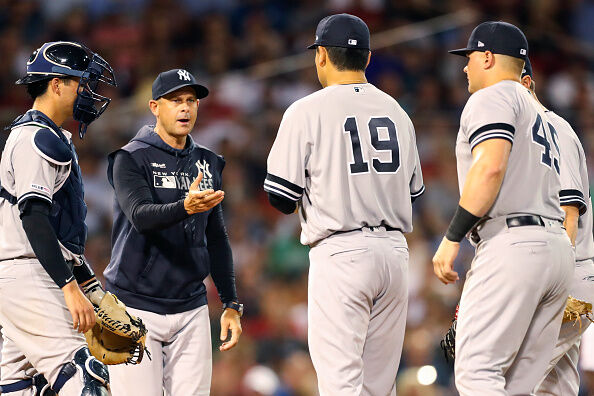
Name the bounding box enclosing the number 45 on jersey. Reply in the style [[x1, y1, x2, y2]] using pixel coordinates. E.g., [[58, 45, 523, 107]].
[[532, 113, 560, 175]]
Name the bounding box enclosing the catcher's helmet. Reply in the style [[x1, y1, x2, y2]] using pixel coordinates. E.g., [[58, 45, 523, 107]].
[[16, 41, 117, 138]]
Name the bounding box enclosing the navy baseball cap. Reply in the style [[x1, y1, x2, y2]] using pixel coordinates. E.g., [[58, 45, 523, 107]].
[[152, 69, 209, 100], [449, 21, 528, 60], [521, 58, 533, 78], [307, 13, 370, 50]]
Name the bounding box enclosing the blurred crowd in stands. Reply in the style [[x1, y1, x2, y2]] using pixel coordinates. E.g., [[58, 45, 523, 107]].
[[1, 0, 594, 394]]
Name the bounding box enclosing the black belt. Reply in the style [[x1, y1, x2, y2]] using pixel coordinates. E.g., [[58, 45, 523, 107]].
[[334, 225, 402, 235], [470, 215, 545, 244], [309, 225, 404, 248], [0, 185, 17, 205], [505, 215, 545, 228]]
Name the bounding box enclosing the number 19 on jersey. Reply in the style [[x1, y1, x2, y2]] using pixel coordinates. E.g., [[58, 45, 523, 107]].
[[344, 116, 400, 175]]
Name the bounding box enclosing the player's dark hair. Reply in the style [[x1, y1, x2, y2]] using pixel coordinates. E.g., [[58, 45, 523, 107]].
[[26, 77, 72, 100], [26, 79, 51, 100], [323, 46, 370, 72]]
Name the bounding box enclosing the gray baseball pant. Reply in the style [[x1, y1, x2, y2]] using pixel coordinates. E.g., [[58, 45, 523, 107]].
[[108, 304, 212, 396], [308, 227, 408, 396], [535, 258, 594, 395], [455, 217, 574, 396], [0, 259, 90, 396]]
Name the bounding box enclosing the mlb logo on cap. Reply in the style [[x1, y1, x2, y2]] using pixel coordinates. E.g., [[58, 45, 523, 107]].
[[308, 13, 370, 50], [449, 21, 528, 60]]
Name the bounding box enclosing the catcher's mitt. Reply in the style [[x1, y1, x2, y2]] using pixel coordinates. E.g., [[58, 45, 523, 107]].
[[84, 292, 149, 365], [562, 296, 594, 328], [440, 305, 458, 362]]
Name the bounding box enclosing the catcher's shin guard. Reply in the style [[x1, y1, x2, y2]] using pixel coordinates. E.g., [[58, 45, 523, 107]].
[[0, 374, 56, 395], [52, 347, 110, 395]]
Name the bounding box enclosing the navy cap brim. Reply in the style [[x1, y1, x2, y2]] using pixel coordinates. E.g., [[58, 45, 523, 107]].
[[154, 83, 209, 100], [307, 42, 371, 50], [448, 47, 475, 56], [16, 74, 59, 85]]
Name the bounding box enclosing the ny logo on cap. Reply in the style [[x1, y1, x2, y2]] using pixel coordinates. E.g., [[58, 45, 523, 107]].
[[520, 49, 527, 55], [177, 69, 191, 81], [477, 41, 485, 47], [348, 39, 357, 45]]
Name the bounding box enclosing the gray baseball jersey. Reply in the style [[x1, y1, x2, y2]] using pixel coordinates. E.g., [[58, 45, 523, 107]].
[[453, 80, 574, 394], [0, 122, 76, 262], [456, 80, 564, 221], [547, 111, 594, 261], [265, 83, 424, 245], [535, 111, 594, 395]]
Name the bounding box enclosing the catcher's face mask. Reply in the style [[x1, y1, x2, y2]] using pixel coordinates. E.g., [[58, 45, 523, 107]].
[[71, 52, 116, 139]]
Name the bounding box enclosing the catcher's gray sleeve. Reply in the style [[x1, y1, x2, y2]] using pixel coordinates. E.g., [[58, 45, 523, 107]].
[[14, 128, 71, 205]]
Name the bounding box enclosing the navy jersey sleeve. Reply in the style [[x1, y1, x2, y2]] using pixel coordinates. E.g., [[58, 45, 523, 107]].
[[20, 199, 74, 288], [206, 204, 237, 304], [267, 192, 297, 214], [205, 155, 237, 303], [111, 150, 189, 233]]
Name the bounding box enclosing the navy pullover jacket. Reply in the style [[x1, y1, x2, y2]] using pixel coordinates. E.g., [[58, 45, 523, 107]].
[[104, 125, 236, 314]]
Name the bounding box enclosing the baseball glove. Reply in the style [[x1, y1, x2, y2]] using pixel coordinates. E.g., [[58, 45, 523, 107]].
[[84, 292, 149, 365], [440, 305, 458, 362], [562, 296, 594, 328]]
